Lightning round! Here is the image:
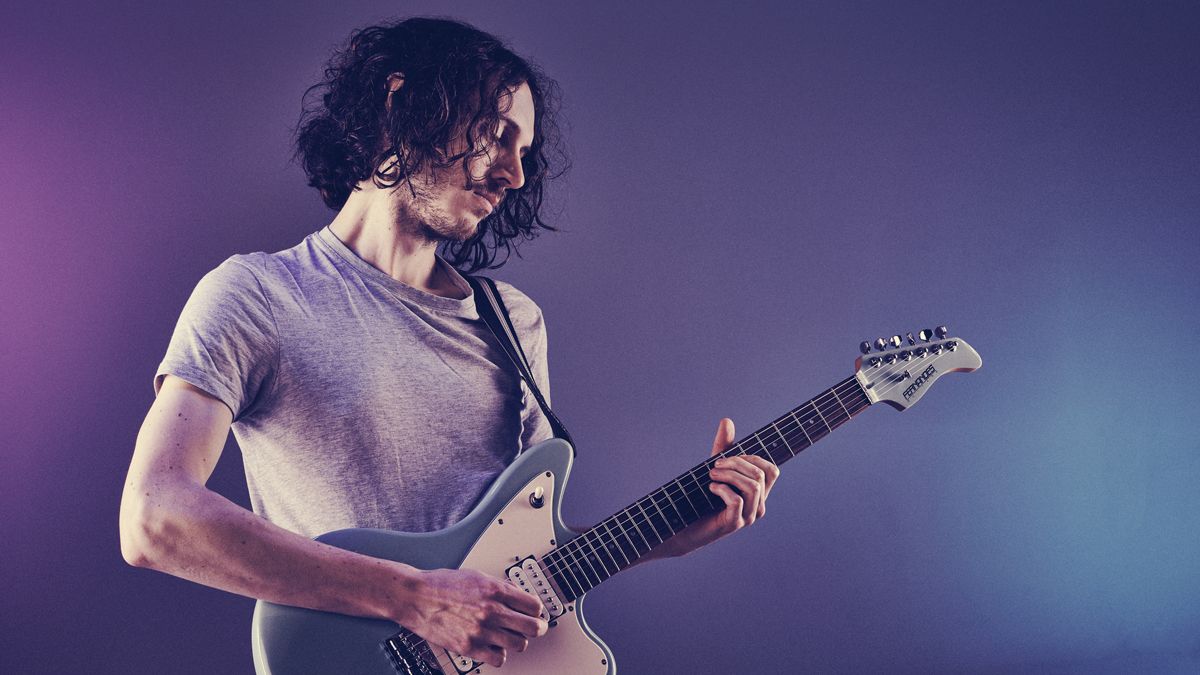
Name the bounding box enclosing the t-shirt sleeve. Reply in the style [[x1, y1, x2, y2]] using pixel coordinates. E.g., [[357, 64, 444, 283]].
[[523, 303, 551, 405], [494, 280, 554, 447], [519, 303, 554, 447], [155, 257, 278, 421]]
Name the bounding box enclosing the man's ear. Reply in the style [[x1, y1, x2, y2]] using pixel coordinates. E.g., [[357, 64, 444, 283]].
[[385, 73, 405, 112]]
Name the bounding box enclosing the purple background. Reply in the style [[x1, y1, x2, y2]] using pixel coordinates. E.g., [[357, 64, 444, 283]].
[[3, 1, 1199, 673]]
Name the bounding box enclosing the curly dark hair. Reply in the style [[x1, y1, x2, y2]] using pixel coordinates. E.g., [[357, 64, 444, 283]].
[[295, 17, 566, 272]]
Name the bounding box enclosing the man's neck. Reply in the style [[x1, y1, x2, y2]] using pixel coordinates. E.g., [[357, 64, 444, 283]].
[[327, 184, 465, 299]]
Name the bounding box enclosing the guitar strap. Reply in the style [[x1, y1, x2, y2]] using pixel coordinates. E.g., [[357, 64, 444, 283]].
[[466, 275, 576, 455]]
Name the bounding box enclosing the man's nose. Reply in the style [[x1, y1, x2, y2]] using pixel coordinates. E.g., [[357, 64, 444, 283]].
[[491, 150, 525, 190]]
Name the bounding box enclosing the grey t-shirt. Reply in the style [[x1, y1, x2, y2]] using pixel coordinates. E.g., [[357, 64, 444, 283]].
[[155, 226, 553, 537]]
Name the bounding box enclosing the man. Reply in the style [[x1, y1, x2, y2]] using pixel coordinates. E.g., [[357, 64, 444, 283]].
[[119, 17, 779, 670]]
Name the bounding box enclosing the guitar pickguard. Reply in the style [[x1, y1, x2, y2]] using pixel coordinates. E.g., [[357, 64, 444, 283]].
[[252, 440, 616, 675], [434, 471, 610, 675]]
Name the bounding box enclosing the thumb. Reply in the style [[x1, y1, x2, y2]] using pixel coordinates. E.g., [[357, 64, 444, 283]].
[[710, 417, 736, 456]]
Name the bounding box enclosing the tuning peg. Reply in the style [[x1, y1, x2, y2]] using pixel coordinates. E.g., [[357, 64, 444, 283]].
[[874, 338, 887, 352], [918, 329, 934, 342], [906, 332, 916, 345], [889, 335, 903, 349], [935, 325, 949, 339], [860, 341, 872, 355]]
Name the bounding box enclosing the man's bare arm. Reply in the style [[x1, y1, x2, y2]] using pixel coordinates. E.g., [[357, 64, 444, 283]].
[[119, 376, 545, 668]]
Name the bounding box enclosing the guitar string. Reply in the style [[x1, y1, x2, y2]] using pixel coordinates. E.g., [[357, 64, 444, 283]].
[[543, 347, 961, 591], [550, 381, 860, 582], [544, 376, 865, 585], [541, 375, 870, 590], [548, 390, 860, 586], [398, 347, 961, 669], [557, 346, 958, 583]]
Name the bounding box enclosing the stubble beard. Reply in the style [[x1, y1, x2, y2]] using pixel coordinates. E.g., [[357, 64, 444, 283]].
[[399, 170, 482, 246]]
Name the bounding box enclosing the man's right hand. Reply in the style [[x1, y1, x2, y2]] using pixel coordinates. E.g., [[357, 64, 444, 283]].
[[397, 568, 548, 669]]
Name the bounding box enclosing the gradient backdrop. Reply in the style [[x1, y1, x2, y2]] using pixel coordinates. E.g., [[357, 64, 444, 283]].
[[3, 1, 1198, 673]]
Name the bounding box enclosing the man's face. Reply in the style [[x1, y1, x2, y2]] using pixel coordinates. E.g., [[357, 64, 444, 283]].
[[398, 82, 535, 243]]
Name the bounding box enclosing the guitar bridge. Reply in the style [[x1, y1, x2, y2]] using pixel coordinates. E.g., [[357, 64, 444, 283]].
[[383, 629, 444, 675]]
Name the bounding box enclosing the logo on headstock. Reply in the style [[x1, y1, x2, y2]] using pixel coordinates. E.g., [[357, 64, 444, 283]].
[[903, 364, 937, 401]]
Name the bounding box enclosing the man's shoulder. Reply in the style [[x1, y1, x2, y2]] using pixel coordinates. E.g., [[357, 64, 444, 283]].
[[201, 232, 320, 293], [488, 278, 546, 333]]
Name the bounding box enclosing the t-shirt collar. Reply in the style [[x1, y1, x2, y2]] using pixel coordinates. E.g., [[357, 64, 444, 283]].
[[314, 225, 478, 318]]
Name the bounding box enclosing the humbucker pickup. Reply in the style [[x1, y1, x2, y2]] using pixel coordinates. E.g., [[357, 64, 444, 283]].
[[506, 556, 565, 620], [440, 557, 567, 674]]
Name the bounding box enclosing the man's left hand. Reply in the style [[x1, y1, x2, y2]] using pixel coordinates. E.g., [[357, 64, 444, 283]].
[[653, 418, 780, 559]]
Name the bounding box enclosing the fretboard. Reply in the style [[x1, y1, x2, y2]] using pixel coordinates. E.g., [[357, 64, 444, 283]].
[[540, 374, 871, 602]]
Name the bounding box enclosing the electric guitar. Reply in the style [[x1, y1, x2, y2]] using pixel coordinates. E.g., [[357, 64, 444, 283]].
[[252, 328, 981, 674]]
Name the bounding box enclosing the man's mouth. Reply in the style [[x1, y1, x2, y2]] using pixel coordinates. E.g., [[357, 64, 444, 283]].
[[473, 191, 501, 210]]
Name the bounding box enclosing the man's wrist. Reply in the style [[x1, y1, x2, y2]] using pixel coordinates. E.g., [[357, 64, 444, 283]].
[[360, 558, 425, 624]]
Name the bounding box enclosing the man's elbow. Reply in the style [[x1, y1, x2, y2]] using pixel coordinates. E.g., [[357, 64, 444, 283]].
[[119, 490, 174, 569]]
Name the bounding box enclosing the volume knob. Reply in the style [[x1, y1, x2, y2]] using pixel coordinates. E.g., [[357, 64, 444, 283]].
[[529, 486, 545, 508]]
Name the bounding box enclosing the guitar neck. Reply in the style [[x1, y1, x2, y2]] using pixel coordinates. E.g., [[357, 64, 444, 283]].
[[542, 374, 873, 602]]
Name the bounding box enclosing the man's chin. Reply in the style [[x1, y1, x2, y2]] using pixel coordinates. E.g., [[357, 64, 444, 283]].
[[449, 219, 480, 242], [420, 219, 478, 244]]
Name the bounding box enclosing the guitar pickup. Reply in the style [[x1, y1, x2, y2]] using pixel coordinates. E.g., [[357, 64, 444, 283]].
[[506, 556, 565, 620]]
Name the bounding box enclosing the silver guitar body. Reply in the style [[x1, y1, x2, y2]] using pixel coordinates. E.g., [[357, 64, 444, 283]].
[[251, 438, 615, 674]]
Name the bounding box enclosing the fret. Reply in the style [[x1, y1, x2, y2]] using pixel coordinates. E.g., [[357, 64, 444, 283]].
[[616, 507, 652, 554], [641, 495, 675, 539], [768, 422, 796, 460], [600, 516, 638, 564], [671, 477, 701, 523], [830, 387, 851, 419], [580, 529, 616, 580], [691, 465, 721, 510], [650, 490, 684, 534], [747, 433, 772, 464], [540, 551, 564, 596], [808, 399, 832, 436], [634, 501, 665, 544], [665, 485, 688, 522], [790, 410, 814, 446], [556, 553, 585, 600], [578, 528, 614, 581], [600, 518, 632, 567], [590, 525, 622, 576], [568, 539, 603, 589], [821, 390, 851, 427], [549, 552, 583, 600], [841, 379, 871, 416], [592, 519, 626, 571], [754, 426, 787, 463]]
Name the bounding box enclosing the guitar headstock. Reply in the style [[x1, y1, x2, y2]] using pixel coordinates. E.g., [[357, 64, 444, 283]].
[[855, 326, 981, 410]]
